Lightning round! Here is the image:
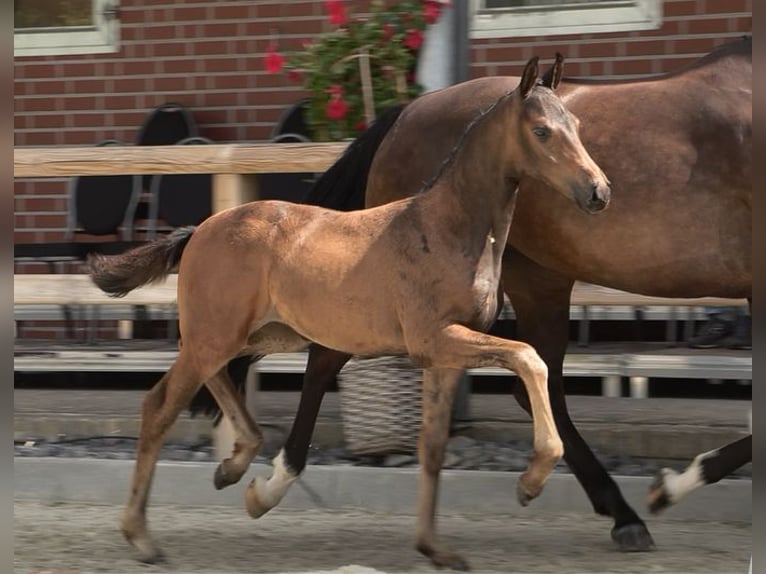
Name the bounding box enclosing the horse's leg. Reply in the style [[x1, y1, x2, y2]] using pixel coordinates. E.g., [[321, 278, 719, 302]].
[[245, 345, 351, 518], [415, 367, 466, 570], [647, 434, 752, 513], [502, 248, 654, 551], [122, 349, 207, 563], [206, 367, 264, 490]]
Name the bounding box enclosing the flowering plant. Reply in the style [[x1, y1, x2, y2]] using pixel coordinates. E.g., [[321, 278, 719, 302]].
[[265, 0, 449, 141]]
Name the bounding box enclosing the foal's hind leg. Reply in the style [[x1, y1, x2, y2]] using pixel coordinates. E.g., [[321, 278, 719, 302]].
[[122, 351, 206, 563], [414, 368, 467, 570], [206, 367, 264, 490]]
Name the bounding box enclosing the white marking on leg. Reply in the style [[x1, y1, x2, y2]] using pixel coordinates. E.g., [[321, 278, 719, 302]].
[[662, 453, 708, 505], [257, 449, 298, 509]]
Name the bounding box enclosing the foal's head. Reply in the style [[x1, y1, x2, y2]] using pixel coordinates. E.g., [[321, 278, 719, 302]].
[[510, 55, 610, 213]]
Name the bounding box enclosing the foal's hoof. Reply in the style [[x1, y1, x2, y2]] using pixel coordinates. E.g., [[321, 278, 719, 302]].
[[125, 534, 166, 564], [213, 463, 239, 490], [245, 477, 273, 519], [611, 522, 655, 552], [516, 475, 541, 507], [138, 548, 167, 565], [646, 468, 674, 514], [417, 544, 471, 571]]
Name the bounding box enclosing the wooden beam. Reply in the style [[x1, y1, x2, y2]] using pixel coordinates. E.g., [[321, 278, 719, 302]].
[[212, 173, 260, 213], [14, 142, 349, 178]]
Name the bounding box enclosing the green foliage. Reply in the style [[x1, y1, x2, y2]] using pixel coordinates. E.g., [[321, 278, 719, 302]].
[[272, 1, 446, 141]]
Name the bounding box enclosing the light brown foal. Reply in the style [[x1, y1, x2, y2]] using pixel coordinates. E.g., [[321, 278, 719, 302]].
[[89, 56, 609, 570]]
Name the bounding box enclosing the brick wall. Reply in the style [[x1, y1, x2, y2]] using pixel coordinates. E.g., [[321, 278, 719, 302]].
[[11, 0, 752, 339], [14, 0, 752, 249], [470, 0, 752, 79]]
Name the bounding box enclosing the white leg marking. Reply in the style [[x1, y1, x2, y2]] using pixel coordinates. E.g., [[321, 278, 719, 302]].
[[662, 453, 709, 504], [245, 448, 300, 518]]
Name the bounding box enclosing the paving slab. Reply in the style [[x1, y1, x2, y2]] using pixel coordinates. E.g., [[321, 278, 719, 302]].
[[14, 389, 752, 460]]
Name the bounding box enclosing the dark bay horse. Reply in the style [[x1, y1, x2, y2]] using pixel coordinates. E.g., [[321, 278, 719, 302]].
[[89, 56, 610, 569], [222, 36, 750, 554], [647, 413, 751, 514]]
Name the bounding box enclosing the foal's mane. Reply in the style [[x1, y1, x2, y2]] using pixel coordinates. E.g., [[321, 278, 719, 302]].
[[420, 87, 519, 194]]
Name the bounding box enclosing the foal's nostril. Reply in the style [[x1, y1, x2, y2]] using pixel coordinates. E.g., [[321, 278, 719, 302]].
[[587, 183, 609, 212]]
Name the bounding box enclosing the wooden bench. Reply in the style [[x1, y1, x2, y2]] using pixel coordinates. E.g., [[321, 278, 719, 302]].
[[14, 274, 750, 398]]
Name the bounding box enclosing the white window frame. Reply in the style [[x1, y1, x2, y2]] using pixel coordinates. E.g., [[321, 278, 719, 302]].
[[14, 0, 119, 57], [470, 0, 662, 39]]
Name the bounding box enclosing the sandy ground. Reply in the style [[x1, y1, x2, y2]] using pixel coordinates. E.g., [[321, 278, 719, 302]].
[[14, 500, 750, 574]]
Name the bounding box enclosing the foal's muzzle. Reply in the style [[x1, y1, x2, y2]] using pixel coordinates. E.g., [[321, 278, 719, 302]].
[[575, 180, 610, 214]]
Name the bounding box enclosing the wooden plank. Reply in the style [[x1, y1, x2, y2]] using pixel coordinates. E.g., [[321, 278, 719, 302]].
[[12, 346, 751, 381], [13, 274, 178, 306], [14, 143, 349, 178], [569, 282, 747, 308], [13, 274, 746, 316]]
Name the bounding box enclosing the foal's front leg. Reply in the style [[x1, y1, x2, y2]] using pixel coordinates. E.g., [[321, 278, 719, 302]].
[[415, 368, 467, 570], [433, 324, 564, 502]]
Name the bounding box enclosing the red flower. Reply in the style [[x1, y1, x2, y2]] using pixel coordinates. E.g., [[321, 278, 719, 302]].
[[324, 0, 348, 26], [264, 42, 285, 74], [327, 84, 344, 97], [325, 95, 350, 121], [355, 120, 367, 132], [423, 1, 443, 25], [287, 69, 303, 83], [382, 23, 395, 40], [404, 28, 424, 51]]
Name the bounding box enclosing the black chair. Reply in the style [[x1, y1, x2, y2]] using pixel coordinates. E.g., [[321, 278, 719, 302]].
[[271, 98, 311, 140], [147, 137, 213, 239], [14, 139, 143, 270], [136, 102, 199, 194], [256, 133, 318, 203], [256, 100, 318, 203]]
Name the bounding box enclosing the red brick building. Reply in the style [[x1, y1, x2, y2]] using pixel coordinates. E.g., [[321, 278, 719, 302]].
[[14, 0, 752, 247]]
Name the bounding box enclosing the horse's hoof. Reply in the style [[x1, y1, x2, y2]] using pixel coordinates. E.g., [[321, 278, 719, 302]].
[[646, 468, 674, 514], [611, 523, 655, 552], [245, 477, 272, 519]]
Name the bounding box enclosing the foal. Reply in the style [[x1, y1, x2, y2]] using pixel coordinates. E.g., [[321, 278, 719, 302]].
[[89, 56, 609, 569]]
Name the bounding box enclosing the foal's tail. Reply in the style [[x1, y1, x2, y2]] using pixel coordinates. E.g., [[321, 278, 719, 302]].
[[88, 226, 196, 297], [301, 104, 405, 211]]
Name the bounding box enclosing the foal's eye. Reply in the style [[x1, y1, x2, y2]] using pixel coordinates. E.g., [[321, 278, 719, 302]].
[[533, 126, 550, 139]]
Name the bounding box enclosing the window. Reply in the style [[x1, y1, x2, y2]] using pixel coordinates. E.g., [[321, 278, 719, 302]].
[[470, 0, 661, 39], [14, 0, 120, 57]]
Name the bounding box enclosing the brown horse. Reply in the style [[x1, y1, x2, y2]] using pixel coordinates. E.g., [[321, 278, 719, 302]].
[[89, 56, 610, 569], [217, 36, 750, 554]]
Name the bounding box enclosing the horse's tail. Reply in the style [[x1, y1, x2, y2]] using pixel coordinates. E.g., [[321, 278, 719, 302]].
[[301, 104, 405, 211], [88, 226, 195, 297]]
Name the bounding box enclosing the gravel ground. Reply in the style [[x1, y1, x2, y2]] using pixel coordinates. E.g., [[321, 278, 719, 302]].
[[14, 500, 751, 574], [13, 434, 752, 478]]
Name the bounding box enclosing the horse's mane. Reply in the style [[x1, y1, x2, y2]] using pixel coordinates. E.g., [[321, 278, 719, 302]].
[[561, 35, 751, 86], [420, 87, 518, 194]]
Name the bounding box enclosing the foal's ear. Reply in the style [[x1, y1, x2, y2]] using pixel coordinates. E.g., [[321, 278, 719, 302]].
[[541, 52, 564, 90], [519, 56, 540, 99]]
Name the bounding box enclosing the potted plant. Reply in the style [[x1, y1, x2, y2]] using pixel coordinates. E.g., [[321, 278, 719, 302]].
[[265, 0, 450, 141]]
